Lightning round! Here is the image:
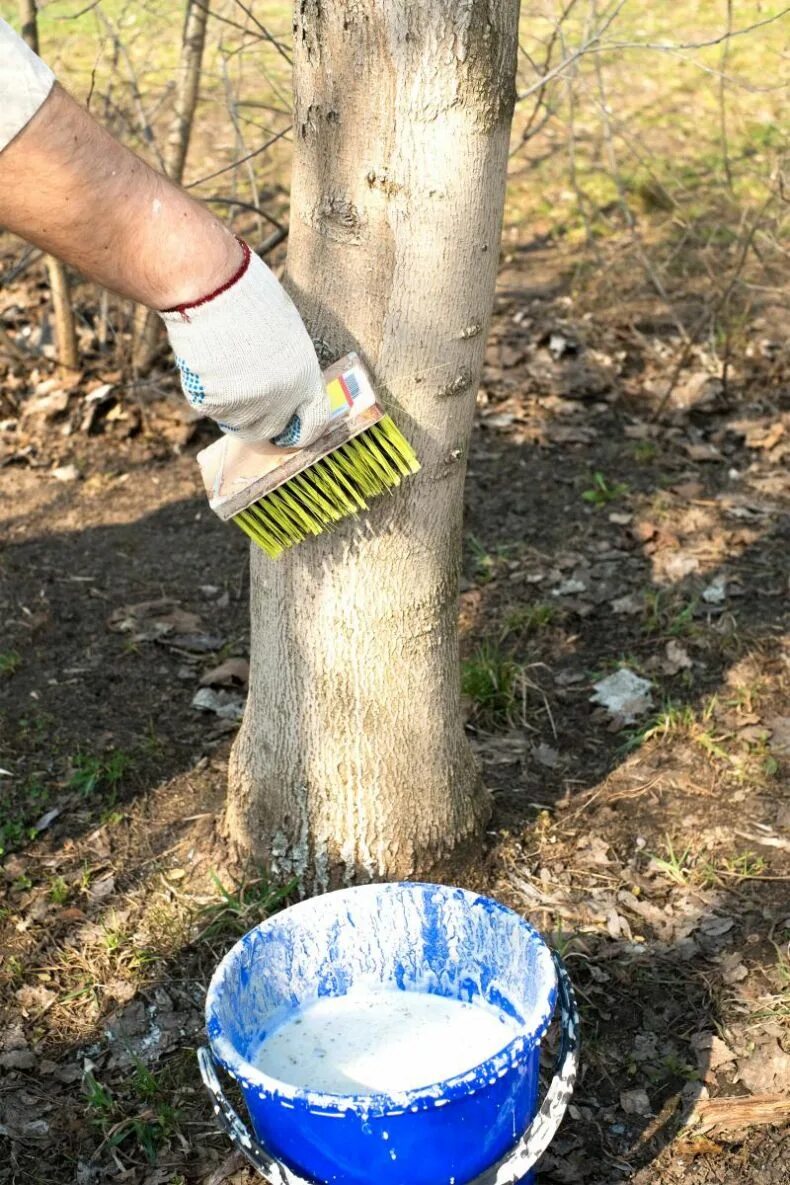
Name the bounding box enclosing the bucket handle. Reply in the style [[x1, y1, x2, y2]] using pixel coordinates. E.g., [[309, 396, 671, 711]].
[[197, 949, 580, 1185]]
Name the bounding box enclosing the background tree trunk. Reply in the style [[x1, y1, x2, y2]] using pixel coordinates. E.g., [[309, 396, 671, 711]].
[[226, 0, 520, 892], [132, 0, 210, 370], [19, 0, 79, 371]]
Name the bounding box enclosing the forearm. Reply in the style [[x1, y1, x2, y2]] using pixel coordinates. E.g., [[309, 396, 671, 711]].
[[0, 83, 240, 309]]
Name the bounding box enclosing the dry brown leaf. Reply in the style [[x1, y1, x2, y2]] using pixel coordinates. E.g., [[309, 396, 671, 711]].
[[198, 663, 248, 692]]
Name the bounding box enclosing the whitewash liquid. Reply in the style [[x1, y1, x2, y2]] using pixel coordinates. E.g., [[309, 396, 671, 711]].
[[251, 988, 522, 1095]]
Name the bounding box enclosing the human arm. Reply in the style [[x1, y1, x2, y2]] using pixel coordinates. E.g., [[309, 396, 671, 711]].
[[0, 20, 329, 445]]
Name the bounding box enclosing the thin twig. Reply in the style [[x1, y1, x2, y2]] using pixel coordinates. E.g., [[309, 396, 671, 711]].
[[184, 125, 293, 188], [204, 195, 285, 232], [719, 0, 734, 193]]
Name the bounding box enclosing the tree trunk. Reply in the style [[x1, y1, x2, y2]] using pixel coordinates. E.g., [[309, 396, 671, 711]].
[[19, 0, 79, 371], [132, 0, 210, 370], [226, 0, 520, 892]]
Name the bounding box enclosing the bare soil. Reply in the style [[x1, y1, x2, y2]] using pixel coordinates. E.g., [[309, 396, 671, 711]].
[[1, 239, 788, 1185]]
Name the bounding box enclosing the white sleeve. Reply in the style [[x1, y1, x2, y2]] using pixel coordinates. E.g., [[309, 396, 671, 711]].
[[0, 18, 56, 153]]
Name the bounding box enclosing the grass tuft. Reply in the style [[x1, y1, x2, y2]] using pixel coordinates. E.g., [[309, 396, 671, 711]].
[[462, 644, 526, 730]]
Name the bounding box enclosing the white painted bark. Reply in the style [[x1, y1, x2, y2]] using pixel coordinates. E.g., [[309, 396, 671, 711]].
[[226, 0, 520, 890]]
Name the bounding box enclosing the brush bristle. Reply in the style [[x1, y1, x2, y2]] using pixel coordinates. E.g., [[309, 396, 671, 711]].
[[232, 415, 420, 557]]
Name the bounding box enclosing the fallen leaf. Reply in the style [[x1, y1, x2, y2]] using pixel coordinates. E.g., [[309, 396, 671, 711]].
[[702, 575, 727, 604], [192, 687, 245, 722], [32, 807, 61, 833], [0, 1048, 36, 1071], [699, 914, 735, 937], [84, 382, 115, 405], [670, 374, 722, 411], [661, 551, 700, 581], [107, 599, 203, 643], [664, 639, 692, 675], [765, 716, 790, 757], [88, 875, 115, 903], [674, 1135, 723, 1158], [51, 464, 80, 483], [553, 578, 587, 596], [548, 332, 574, 358], [691, 1033, 735, 1078], [165, 632, 223, 653], [106, 999, 147, 1039], [533, 742, 559, 769], [631, 520, 657, 543], [683, 442, 722, 462], [671, 480, 705, 500], [736, 1040, 790, 1095], [482, 412, 517, 429], [555, 669, 586, 687], [545, 424, 598, 445], [499, 343, 525, 368], [15, 983, 56, 1013], [591, 669, 653, 724], [22, 390, 70, 420], [611, 592, 642, 616]]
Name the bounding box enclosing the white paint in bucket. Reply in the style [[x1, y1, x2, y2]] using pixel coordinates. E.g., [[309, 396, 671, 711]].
[[251, 988, 522, 1095]]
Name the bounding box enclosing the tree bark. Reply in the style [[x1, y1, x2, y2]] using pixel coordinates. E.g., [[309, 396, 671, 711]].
[[19, 0, 79, 371], [132, 0, 210, 370], [226, 0, 520, 892]]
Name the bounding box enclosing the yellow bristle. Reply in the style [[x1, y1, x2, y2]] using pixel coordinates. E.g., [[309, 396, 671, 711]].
[[232, 418, 421, 557]]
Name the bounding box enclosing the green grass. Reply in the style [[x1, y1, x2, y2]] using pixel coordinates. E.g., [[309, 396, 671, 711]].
[[466, 534, 514, 586], [0, 651, 21, 677], [651, 835, 768, 888], [502, 603, 558, 636], [631, 441, 658, 464], [194, 871, 297, 942], [643, 590, 699, 637], [462, 644, 525, 730], [84, 1064, 181, 1166], [67, 750, 132, 798], [582, 472, 629, 508], [49, 876, 70, 905]]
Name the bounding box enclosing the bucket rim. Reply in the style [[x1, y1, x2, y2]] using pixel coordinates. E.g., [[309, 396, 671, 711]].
[[205, 881, 558, 1117]]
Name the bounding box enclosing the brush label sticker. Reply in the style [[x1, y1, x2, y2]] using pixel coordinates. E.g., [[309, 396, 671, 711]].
[[326, 364, 372, 418], [326, 376, 354, 416]]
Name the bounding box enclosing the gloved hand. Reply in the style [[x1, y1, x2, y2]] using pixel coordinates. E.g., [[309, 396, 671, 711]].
[[159, 240, 329, 447]]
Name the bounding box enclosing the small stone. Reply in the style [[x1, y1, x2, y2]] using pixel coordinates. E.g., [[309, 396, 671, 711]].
[[620, 1088, 651, 1116]]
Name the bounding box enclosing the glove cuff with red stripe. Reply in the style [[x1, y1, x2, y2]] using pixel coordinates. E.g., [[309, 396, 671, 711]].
[[159, 240, 329, 447]]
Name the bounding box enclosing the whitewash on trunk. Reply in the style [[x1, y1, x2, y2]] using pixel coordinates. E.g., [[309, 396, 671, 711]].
[[226, 0, 520, 890]]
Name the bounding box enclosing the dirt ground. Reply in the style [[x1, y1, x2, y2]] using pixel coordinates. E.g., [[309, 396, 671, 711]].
[[0, 6, 789, 1171], [1, 221, 788, 1185]]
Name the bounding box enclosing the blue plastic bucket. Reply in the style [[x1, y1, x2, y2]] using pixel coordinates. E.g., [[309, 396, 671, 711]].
[[200, 883, 578, 1185]]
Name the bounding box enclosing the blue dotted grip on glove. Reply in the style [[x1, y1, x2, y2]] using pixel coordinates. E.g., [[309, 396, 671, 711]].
[[272, 414, 302, 448], [175, 357, 206, 407]]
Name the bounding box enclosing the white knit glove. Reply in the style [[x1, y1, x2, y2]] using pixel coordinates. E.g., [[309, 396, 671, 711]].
[[159, 241, 329, 447]]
